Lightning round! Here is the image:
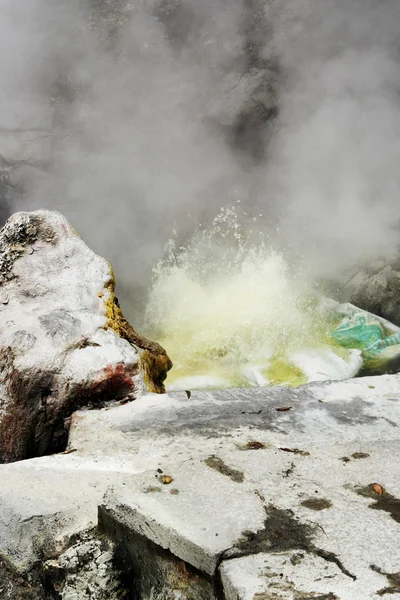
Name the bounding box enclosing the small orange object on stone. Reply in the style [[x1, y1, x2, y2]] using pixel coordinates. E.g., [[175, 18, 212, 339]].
[[160, 475, 174, 485], [372, 483, 383, 495]]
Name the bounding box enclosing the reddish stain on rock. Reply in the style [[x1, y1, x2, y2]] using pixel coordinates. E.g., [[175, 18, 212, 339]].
[[90, 362, 137, 398], [0, 359, 138, 463]]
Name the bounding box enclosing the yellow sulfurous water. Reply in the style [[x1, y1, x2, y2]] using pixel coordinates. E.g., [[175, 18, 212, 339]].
[[144, 208, 351, 391]]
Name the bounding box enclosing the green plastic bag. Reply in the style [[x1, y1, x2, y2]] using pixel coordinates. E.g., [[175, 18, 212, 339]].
[[331, 313, 383, 350], [331, 309, 400, 370]]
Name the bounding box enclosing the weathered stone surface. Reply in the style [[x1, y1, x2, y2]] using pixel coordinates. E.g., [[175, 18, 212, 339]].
[[0, 209, 170, 462], [0, 458, 141, 573], [220, 551, 396, 600], [92, 378, 400, 598], [79, 376, 400, 596], [1, 374, 400, 598], [99, 510, 216, 600], [340, 261, 400, 327], [99, 460, 265, 576], [0, 530, 126, 600]]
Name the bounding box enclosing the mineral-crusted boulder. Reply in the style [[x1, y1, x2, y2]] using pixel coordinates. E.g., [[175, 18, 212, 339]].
[[340, 261, 400, 327], [0, 209, 171, 462]]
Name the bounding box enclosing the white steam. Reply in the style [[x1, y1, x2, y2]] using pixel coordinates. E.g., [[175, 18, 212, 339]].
[[0, 0, 400, 318], [144, 207, 337, 388], [265, 0, 400, 277]]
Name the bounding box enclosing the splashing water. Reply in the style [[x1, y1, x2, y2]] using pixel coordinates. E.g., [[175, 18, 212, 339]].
[[144, 208, 352, 390]]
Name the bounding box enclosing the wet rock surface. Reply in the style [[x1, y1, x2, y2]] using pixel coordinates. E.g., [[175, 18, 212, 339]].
[[0, 209, 170, 463]]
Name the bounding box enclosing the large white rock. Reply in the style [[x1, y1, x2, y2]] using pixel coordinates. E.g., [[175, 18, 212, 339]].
[[0, 209, 144, 462]]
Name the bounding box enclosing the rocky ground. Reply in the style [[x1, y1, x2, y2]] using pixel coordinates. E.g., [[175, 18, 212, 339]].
[[0, 209, 399, 599], [1, 376, 400, 598]]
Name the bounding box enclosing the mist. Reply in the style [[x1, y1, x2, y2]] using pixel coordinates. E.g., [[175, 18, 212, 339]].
[[266, 0, 400, 279], [1, 0, 400, 320]]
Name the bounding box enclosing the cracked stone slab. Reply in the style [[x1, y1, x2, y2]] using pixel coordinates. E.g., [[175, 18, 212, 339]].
[[1, 374, 400, 596], [82, 375, 400, 587], [99, 433, 400, 589], [99, 459, 266, 575], [220, 552, 400, 600], [0, 458, 142, 573]]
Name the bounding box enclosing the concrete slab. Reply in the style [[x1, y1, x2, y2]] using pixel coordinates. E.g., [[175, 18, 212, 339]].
[[99, 429, 400, 589], [79, 375, 400, 587]]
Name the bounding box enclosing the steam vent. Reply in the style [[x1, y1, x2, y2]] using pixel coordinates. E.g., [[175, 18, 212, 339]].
[[2, 0, 400, 599]]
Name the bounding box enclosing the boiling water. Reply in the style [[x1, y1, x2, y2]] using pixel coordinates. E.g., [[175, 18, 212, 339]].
[[144, 208, 346, 390]]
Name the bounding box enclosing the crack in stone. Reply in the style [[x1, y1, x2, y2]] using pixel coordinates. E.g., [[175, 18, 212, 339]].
[[313, 548, 356, 581], [220, 505, 356, 582]]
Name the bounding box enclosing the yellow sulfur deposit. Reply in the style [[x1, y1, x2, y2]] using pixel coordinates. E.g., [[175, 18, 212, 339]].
[[103, 265, 172, 393], [144, 208, 346, 391]]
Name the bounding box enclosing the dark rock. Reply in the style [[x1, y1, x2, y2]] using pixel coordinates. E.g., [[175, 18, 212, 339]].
[[340, 261, 400, 326]]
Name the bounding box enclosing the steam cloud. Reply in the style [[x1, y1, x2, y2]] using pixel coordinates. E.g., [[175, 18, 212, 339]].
[[0, 0, 400, 319]]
